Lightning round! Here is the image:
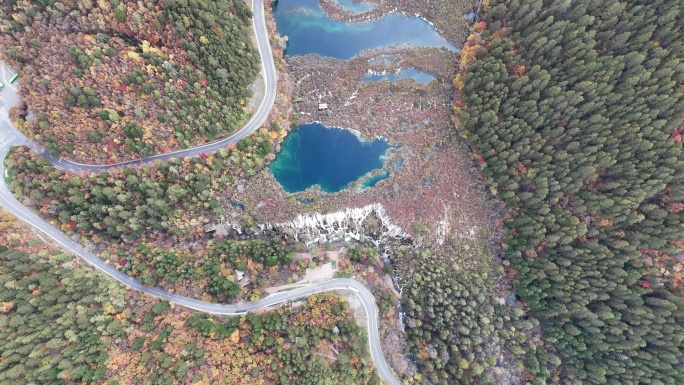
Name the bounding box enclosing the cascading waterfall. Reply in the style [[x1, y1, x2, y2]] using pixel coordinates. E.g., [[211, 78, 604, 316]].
[[222, 204, 408, 246]]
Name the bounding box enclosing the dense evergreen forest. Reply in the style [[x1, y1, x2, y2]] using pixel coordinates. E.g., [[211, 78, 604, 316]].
[[0, 240, 128, 383], [7, 127, 285, 297], [8, 127, 274, 239], [122, 238, 295, 302], [397, 240, 557, 384], [0, 218, 378, 384], [457, 0, 684, 383], [0, 0, 258, 162]]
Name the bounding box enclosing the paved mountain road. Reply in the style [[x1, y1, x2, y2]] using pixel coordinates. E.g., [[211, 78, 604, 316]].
[[0, 1, 401, 384], [0, 123, 401, 385], [24, 0, 277, 172]]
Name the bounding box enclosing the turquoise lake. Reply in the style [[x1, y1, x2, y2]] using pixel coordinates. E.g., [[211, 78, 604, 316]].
[[362, 68, 436, 84], [269, 123, 391, 193], [273, 0, 457, 59]]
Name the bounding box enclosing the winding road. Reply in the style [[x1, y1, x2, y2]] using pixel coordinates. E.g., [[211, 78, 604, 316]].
[[23, 0, 277, 172], [0, 0, 401, 384]]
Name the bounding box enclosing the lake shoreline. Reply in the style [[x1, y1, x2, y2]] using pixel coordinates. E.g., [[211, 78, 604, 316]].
[[269, 122, 392, 193], [274, 0, 457, 60], [318, 0, 474, 46], [221, 0, 494, 380]]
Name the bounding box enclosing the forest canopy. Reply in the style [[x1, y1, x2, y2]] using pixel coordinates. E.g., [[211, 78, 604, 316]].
[[456, 0, 684, 383], [0, 0, 259, 163], [0, 212, 379, 384]]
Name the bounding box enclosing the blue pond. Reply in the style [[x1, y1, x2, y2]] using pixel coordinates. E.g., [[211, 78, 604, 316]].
[[269, 123, 391, 193], [229, 201, 245, 211], [362, 68, 436, 84], [362, 171, 390, 189], [337, 0, 372, 12], [273, 0, 457, 59], [463, 11, 477, 22]]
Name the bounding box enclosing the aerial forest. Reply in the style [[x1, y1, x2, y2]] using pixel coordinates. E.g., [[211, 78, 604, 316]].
[[7, 127, 275, 241], [397, 239, 557, 385], [0, 0, 259, 163], [0, 211, 379, 384], [3, 0, 684, 384], [456, 0, 684, 383]]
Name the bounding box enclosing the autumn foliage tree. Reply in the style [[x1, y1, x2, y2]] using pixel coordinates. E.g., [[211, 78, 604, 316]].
[[0, 212, 379, 384], [0, 0, 259, 163]]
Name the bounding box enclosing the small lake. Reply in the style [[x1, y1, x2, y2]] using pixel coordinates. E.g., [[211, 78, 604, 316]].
[[361, 170, 389, 189], [362, 68, 436, 84], [337, 0, 373, 12], [464, 10, 477, 22], [269, 123, 391, 193], [273, 0, 457, 59]]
